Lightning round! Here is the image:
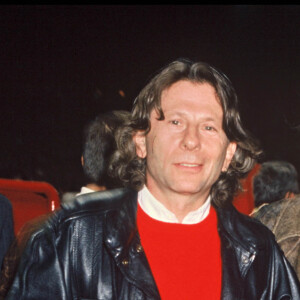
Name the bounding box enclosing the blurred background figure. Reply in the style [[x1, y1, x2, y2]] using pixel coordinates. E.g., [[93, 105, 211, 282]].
[[0, 194, 14, 270], [251, 161, 299, 213], [79, 110, 130, 193], [251, 160, 300, 280], [61, 110, 130, 202]]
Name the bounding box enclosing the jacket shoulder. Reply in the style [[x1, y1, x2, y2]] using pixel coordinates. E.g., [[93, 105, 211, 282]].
[[253, 196, 300, 225], [217, 204, 277, 250], [28, 188, 137, 240], [61, 188, 137, 214]]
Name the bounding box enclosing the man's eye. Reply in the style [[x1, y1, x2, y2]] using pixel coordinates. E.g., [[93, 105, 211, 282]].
[[171, 120, 180, 125], [205, 126, 215, 131]]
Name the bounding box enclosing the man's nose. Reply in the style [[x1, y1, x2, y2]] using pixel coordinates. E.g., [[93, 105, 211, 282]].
[[180, 126, 200, 151]]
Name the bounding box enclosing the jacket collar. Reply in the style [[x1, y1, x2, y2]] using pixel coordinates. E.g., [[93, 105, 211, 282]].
[[215, 203, 261, 254]]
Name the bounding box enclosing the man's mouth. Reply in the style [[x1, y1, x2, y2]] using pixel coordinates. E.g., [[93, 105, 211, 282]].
[[179, 163, 200, 167]]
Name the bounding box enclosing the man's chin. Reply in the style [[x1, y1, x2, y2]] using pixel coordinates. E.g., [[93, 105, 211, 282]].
[[171, 185, 207, 196]]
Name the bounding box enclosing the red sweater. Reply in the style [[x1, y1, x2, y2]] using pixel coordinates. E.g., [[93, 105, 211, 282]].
[[137, 204, 222, 300]]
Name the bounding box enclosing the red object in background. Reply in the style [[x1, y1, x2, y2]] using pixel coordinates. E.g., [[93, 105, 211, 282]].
[[232, 164, 261, 215], [0, 178, 60, 235]]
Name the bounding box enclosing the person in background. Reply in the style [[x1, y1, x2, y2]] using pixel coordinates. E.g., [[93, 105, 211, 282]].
[[6, 59, 300, 299], [0, 194, 14, 269], [78, 110, 130, 194], [61, 110, 130, 202], [251, 160, 300, 280]]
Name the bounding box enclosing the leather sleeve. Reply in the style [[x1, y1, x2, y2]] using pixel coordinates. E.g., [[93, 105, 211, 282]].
[[277, 249, 300, 299], [5, 224, 69, 300]]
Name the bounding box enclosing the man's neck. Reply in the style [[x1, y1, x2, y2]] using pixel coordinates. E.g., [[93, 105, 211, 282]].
[[85, 183, 106, 192], [145, 184, 210, 223]]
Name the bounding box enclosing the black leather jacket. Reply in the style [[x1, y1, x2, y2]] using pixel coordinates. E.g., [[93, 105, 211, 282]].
[[6, 188, 300, 299]]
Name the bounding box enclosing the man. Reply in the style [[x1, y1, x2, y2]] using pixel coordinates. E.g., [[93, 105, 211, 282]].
[[7, 59, 300, 299], [251, 160, 300, 280], [61, 110, 130, 203]]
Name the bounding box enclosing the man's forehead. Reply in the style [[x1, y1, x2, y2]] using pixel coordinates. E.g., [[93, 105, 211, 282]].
[[161, 81, 220, 102], [159, 82, 222, 112]]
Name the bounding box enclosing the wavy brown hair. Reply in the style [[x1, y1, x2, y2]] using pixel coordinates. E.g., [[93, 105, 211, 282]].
[[109, 58, 262, 207]]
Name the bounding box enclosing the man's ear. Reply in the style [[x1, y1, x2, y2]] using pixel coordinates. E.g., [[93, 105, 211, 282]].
[[222, 142, 237, 172], [133, 131, 147, 158], [81, 155, 84, 167]]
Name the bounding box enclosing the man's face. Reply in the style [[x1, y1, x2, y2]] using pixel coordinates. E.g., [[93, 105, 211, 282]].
[[134, 80, 236, 201]]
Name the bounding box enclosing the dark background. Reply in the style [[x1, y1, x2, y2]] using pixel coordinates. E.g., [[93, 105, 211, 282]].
[[1, 5, 300, 195]]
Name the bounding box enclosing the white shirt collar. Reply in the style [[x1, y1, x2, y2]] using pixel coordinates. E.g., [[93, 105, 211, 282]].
[[138, 185, 211, 224]]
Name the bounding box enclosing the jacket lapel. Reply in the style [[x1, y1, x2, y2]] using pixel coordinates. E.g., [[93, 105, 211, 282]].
[[215, 204, 257, 299], [104, 189, 160, 299]]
